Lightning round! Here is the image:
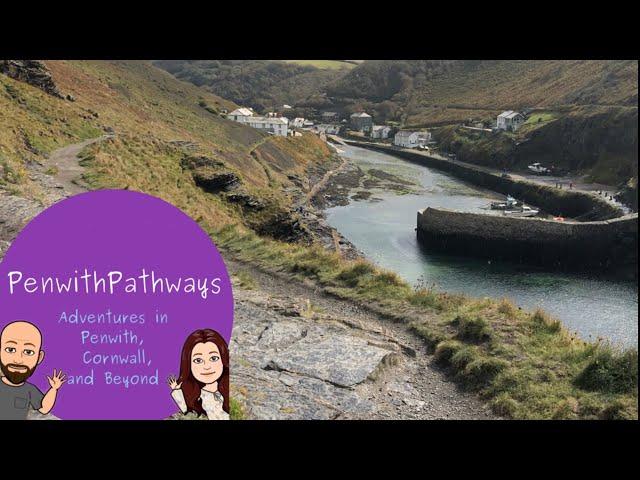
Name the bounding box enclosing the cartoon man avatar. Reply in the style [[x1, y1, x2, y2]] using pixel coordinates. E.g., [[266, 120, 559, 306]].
[[0, 321, 66, 420]]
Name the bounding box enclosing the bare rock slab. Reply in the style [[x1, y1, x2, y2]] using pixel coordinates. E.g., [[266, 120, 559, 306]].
[[266, 334, 398, 388]]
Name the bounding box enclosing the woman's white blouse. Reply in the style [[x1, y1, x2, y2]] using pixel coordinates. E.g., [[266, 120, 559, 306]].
[[171, 388, 230, 420]]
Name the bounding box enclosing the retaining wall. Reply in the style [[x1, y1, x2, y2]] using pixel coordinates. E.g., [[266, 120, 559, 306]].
[[417, 208, 638, 275], [346, 141, 624, 221]]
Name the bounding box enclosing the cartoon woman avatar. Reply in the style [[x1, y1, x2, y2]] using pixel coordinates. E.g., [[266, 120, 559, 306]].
[[167, 328, 230, 420]]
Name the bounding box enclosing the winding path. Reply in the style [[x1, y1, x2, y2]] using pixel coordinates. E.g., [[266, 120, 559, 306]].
[[228, 257, 498, 420], [47, 135, 112, 194]]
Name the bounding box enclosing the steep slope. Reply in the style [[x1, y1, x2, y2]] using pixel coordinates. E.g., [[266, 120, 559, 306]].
[[1, 61, 637, 420], [324, 60, 638, 188], [321, 60, 637, 123], [0, 60, 336, 233], [153, 60, 351, 112]]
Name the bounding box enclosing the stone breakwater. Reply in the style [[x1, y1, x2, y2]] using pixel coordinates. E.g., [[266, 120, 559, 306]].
[[417, 207, 638, 275], [345, 141, 624, 221]]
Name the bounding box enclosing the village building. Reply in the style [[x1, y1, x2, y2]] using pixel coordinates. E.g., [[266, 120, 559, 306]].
[[227, 107, 289, 136], [227, 107, 254, 122], [350, 112, 373, 133], [315, 124, 341, 135], [243, 116, 288, 136], [291, 117, 305, 128], [371, 125, 392, 139], [393, 130, 432, 148], [496, 110, 525, 132], [321, 111, 339, 123]]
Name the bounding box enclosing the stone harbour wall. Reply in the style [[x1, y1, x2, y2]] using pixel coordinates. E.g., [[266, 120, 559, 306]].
[[417, 207, 638, 275]]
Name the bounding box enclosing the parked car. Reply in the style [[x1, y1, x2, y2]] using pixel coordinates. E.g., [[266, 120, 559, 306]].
[[528, 162, 550, 175]]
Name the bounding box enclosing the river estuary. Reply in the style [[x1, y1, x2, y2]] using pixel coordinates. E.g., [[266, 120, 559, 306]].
[[325, 145, 638, 348]]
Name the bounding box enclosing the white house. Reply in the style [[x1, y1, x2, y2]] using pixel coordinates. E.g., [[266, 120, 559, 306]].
[[227, 107, 289, 136], [291, 117, 305, 128], [497, 110, 525, 132], [315, 124, 341, 135], [243, 116, 289, 136], [393, 130, 431, 148], [227, 107, 254, 122], [371, 125, 392, 139]]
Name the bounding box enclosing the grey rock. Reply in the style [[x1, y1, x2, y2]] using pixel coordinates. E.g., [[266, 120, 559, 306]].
[[265, 334, 399, 387], [0, 60, 64, 99], [256, 321, 306, 350]]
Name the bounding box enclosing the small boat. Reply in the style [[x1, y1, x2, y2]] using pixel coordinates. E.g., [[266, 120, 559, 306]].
[[490, 195, 522, 210], [502, 205, 539, 217]]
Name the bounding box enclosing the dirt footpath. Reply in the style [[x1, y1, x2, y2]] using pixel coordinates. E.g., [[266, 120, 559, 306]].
[[228, 258, 497, 420]]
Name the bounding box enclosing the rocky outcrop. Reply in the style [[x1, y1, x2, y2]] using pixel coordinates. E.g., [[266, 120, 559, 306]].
[[253, 211, 312, 243], [192, 170, 240, 193], [180, 154, 241, 193], [224, 192, 264, 210], [0, 60, 64, 99]]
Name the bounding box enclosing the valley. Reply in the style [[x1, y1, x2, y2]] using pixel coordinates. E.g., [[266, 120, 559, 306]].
[[1, 60, 637, 420]]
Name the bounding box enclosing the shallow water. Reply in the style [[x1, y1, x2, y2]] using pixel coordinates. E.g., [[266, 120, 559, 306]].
[[326, 145, 638, 348]]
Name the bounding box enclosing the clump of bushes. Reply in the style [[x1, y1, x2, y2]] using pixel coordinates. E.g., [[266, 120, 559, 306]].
[[451, 345, 478, 370], [434, 340, 463, 364], [491, 393, 519, 417], [453, 314, 492, 342], [531, 308, 562, 334], [335, 261, 376, 287], [497, 298, 517, 318], [575, 347, 638, 394], [463, 357, 509, 385]]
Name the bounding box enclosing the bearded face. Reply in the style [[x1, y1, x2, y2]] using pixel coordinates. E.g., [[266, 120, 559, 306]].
[[0, 361, 36, 384]]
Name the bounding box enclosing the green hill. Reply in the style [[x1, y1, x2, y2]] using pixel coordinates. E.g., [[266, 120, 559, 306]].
[[321, 60, 638, 187], [1, 60, 636, 420], [1, 60, 335, 232], [153, 60, 350, 112]]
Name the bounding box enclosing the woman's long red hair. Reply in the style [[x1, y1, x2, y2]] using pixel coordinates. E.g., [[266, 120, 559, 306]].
[[178, 329, 230, 416]]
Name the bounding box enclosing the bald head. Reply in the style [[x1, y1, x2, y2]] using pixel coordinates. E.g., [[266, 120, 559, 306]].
[[1, 321, 44, 385]]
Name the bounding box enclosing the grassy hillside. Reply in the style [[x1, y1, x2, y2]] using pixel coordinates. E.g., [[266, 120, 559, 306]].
[[1, 60, 334, 228], [323, 60, 637, 123], [320, 59, 637, 187], [153, 60, 350, 112], [281, 60, 357, 70], [1, 60, 636, 420]]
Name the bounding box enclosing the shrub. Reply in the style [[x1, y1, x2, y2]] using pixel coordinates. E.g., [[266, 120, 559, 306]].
[[491, 393, 519, 417], [450, 345, 478, 370], [335, 261, 375, 287], [463, 357, 509, 385], [434, 340, 463, 364], [599, 397, 638, 420], [454, 314, 492, 342], [497, 298, 517, 318], [575, 347, 638, 394], [408, 288, 442, 310], [531, 308, 562, 334]]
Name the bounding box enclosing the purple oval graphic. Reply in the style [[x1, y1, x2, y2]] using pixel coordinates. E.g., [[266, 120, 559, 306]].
[[0, 190, 234, 420]]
